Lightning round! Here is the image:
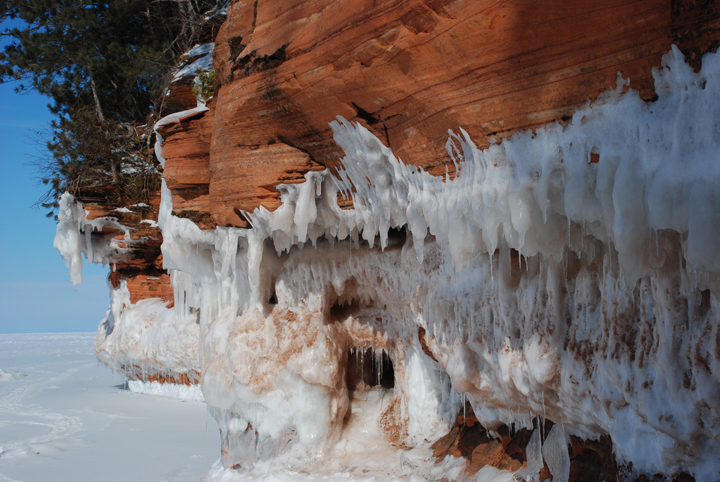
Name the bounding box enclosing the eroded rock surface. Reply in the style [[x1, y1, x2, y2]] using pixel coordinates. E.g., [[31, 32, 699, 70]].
[[159, 0, 720, 227]]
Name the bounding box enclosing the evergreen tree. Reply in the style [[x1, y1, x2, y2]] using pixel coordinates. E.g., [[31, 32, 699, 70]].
[[0, 0, 224, 215]]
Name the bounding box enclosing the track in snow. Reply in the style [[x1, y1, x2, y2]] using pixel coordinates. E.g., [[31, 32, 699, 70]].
[[0, 333, 218, 482]]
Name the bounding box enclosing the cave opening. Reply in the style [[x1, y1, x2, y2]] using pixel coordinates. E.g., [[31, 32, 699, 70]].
[[346, 347, 394, 392], [268, 288, 277, 306], [341, 347, 397, 445], [329, 299, 361, 323], [385, 226, 407, 247], [327, 276, 379, 323]]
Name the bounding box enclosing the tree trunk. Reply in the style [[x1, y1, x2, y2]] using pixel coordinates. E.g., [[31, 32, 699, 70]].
[[89, 74, 105, 122], [89, 71, 120, 186]]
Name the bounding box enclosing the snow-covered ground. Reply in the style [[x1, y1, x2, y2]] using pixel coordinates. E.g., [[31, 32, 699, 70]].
[[0, 333, 219, 482]]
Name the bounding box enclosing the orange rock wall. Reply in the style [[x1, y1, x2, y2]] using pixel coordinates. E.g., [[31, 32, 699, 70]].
[[78, 189, 172, 306], [158, 0, 720, 228], [125, 274, 174, 306], [83, 0, 719, 322]]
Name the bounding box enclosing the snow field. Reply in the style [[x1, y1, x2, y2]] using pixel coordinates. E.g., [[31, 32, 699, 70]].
[[0, 333, 218, 482]]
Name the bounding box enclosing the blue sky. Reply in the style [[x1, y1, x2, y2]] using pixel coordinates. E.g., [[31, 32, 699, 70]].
[[0, 22, 110, 333]]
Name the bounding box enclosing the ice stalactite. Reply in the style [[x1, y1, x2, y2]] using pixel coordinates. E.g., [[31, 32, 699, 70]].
[[516, 427, 543, 482], [53, 193, 131, 285], [142, 45, 720, 479], [541, 425, 571, 482]]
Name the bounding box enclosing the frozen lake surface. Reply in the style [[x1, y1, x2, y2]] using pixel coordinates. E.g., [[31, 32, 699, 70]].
[[0, 333, 219, 482], [0, 333, 510, 482]]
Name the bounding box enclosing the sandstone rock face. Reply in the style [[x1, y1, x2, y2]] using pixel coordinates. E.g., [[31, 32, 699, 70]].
[[124, 274, 174, 306], [71, 188, 166, 288], [158, 0, 720, 227], [158, 106, 216, 228]]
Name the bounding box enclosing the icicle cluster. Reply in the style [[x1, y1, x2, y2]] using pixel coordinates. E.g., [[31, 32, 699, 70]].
[[53, 193, 133, 285], [81, 45, 720, 479]]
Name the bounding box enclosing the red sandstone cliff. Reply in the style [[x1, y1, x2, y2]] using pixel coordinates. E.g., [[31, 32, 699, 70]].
[[80, 0, 720, 336], [159, 0, 720, 228], [75, 187, 173, 305]]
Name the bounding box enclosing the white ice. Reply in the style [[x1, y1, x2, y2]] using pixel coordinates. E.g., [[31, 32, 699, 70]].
[[95, 281, 201, 383], [158, 45, 720, 479], [0, 333, 218, 482], [127, 380, 204, 402], [205, 386, 469, 482], [53, 193, 136, 285]]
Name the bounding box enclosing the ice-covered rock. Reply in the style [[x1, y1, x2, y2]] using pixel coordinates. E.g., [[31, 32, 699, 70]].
[[55, 23, 720, 474], [54, 193, 132, 285], [94, 280, 201, 385], [146, 45, 720, 479]]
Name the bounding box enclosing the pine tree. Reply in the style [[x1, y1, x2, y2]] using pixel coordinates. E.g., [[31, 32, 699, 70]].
[[0, 0, 224, 216]]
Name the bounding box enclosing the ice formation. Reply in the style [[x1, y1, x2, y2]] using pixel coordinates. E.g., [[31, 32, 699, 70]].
[[68, 45, 720, 480], [126, 379, 205, 402], [54, 193, 132, 285], [94, 280, 201, 384]]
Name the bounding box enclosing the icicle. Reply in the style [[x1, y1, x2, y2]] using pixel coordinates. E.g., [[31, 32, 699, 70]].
[[518, 246, 522, 271], [84, 226, 93, 262], [462, 393, 466, 423], [361, 348, 364, 385], [566, 217, 571, 247], [489, 250, 494, 286], [542, 424, 570, 482], [541, 392, 546, 441], [526, 427, 543, 482], [377, 348, 381, 386], [378, 348, 382, 385]]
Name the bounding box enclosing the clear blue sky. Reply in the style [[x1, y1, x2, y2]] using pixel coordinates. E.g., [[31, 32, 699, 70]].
[[0, 21, 110, 333]]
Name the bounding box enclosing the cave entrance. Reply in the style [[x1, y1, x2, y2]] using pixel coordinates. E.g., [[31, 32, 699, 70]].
[[346, 347, 394, 393], [342, 347, 398, 446]]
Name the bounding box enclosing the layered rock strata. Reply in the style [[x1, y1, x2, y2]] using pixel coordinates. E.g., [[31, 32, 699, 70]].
[[161, 0, 720, 227], [57, 1, 720, 480]]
